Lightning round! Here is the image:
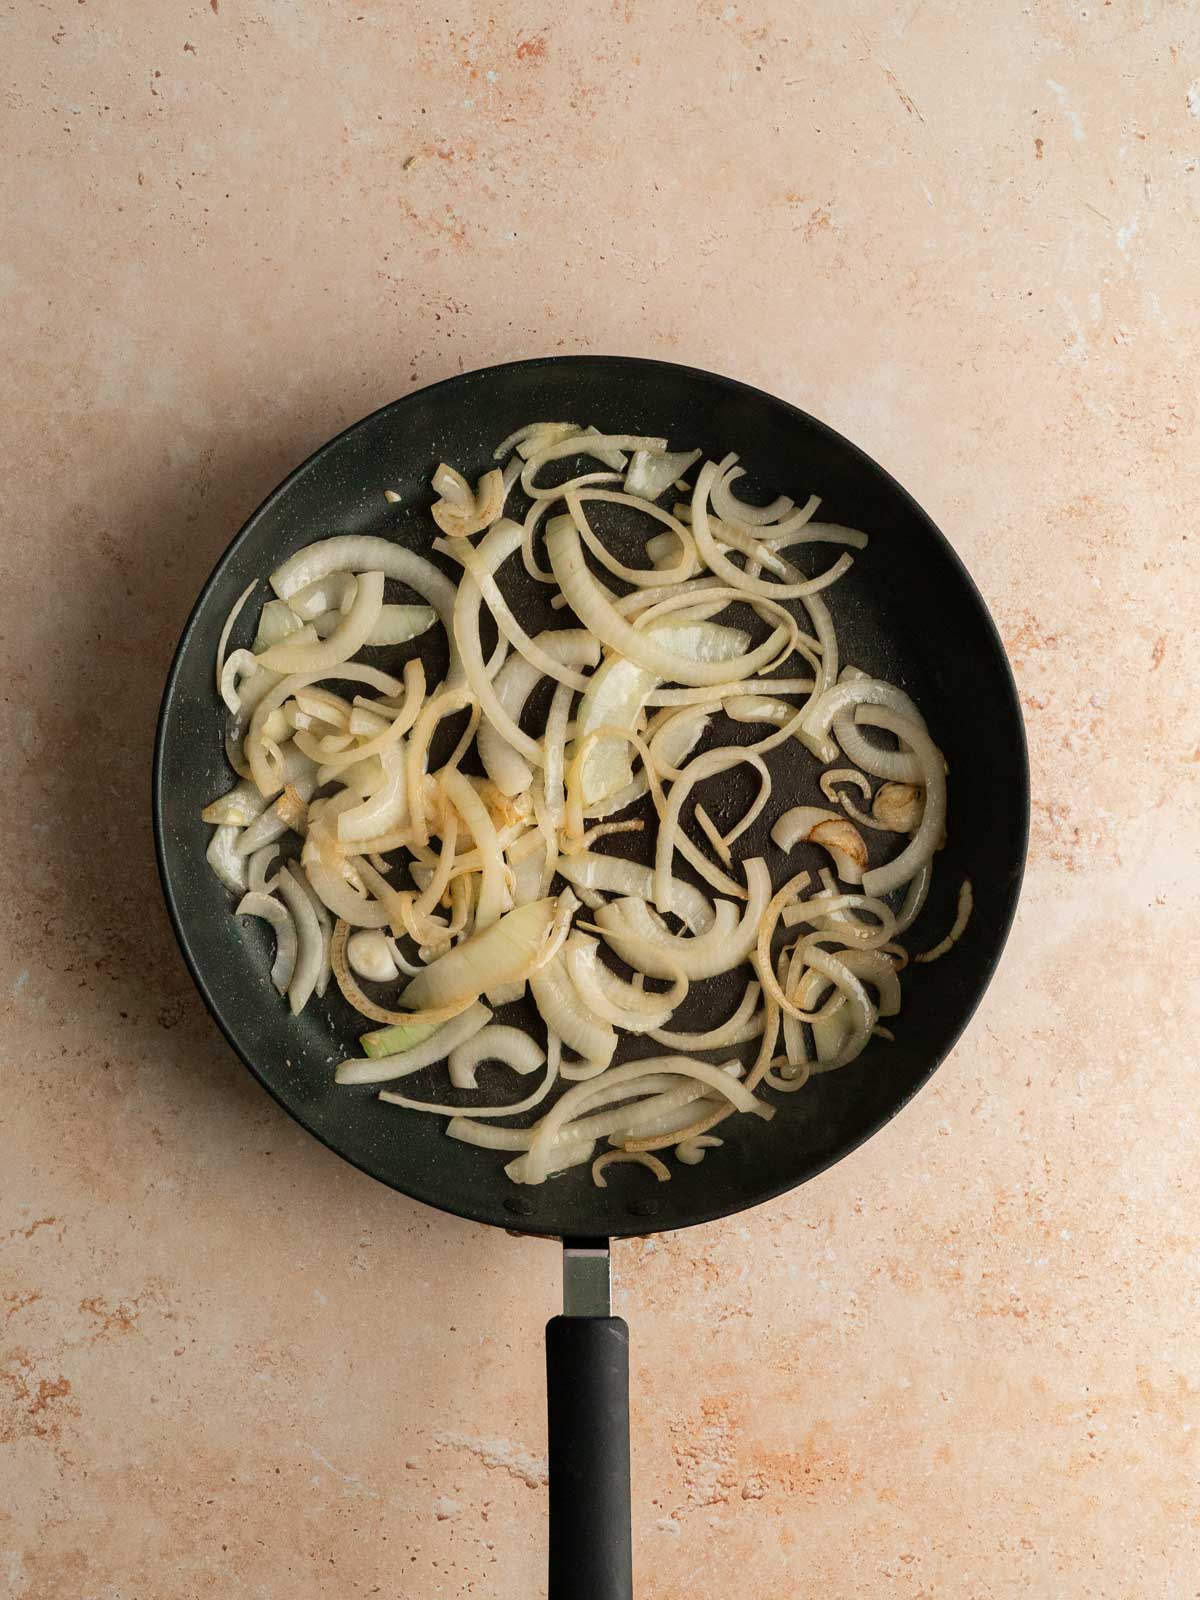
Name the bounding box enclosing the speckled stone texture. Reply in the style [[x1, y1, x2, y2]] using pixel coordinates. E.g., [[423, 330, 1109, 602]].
[[2, 3, 1198, 1595]]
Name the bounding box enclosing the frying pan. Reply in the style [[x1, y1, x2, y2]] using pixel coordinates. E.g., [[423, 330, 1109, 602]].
[[154, 356, 1027, 1598]]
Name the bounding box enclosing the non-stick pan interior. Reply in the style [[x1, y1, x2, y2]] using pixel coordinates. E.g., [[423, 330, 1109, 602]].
[[154, 357, 1027, 1238]]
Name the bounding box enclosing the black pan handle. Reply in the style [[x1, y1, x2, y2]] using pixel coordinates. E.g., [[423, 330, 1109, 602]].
[[545, 1314, 632, 1600]]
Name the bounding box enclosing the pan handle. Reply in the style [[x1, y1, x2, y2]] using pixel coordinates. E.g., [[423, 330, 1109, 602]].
[[545, 1240, 632, 1600]]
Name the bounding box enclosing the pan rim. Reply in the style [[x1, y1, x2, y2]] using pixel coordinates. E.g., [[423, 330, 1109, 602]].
[[152, 353, 1029, 1239]]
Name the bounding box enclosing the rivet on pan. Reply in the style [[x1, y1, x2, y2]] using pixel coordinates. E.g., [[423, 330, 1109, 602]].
[[627, 1197, 661, 1218], [504, 1195, 535, 1216]]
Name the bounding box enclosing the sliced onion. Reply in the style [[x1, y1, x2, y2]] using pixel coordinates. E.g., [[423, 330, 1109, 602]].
[[914, 879, 973, 963], [811, 997, 852, 1067], [257, 570, 385, 674], [609, 572, 728, 619], [407, 813, 459, 940], [709, 465, 795, 527], [546, 517, 792, 687], [564, 724, 746, 900], [644, 528, 694, 568], [691, 461, 853, 600], [317, 660, 425, 775], [236, 891, 297, 992], [449, 526, 559, 770], [781, 891, 897, 948], [331, 921, 482, 1027], [382, 936, 424, 980], [778, 941, 811, 1069], [310, 602, 435, 648], [201, 778, 270, 828], [508, 833, 547, 909], [571, 489, 699, 573], [206, 825, 248, 891], [215, 579, 258, 694], [595, 858, 770, 981], [872, 781, 924, 833], [440, 768, 505, 933], [559, 1057, 614, 1081], [303, 853, 391, 928], [592, 1151, 671, 1188], [894, 861, 933, 936], [580, 769, 649, 820], [381, 1032, 560, 1120], [338, 743, 408, 844], [698, 517, 810, 581], [648, 979, 764, 1050], [431, 462, 473, 507], [493, 420, 578, 460], [654, 747, 771, 913], [521, 1055, 771, 1186], [359, 1015, 440, 1059], [799, 587, 838, 701], [445, 524, 594, 685], [675, 1135, 723, 1164], [286, 571, 357, 620], [204, 417, 954, 1192], [254, 598, 307, 650], [581, 426, 631, 471], [295, 688, 353, 728], [563, 494, 696, 587], [336, 1002, 491, 1085], [765, 518, 867, 550], [224, 729, 252, 779], [477, 629, 599, 798], [801, 677, 925, 771], [643, 676, 815, 708], [678, 797, 724, 875], [246, 842, 281, 894], [447, 1024, 545, 1090], [564, 935, 678, 1033], [771, 806, 869, 885], [270, 535, 463, 686], [505, 1100, 685, 1177], [542, 680, 573, 830], [432, 466, 505, 537], [220, 648, 262, 715], [350, 855, 421, 942], [724, 694, 792, 727], [624, 998, 780, 1154], [838, 948, 902, 1013], [572, 620, 749, 805], [625, 449, 700, 500], [687, 811, 725, 862], [234, 776, 314, 856], [277, 864, 323, 1015], [755, 871, 860, 1028], [454, 1079, 697, 1172], [645, 705, 713, 780], [247, 664, 405, 798], [818, 767, 886, 833], [857, 709, 946, 898], [521, 433, 667, 497], [554, 852, 714, 935], [401, 897, 559, 1011], [530, 952, 616, 1066], [794, 943, 876, 1070], [406, 686, 473, 850]]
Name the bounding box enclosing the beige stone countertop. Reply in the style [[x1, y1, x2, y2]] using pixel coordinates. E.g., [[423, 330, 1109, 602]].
[[3, 3, 1198, 1596]]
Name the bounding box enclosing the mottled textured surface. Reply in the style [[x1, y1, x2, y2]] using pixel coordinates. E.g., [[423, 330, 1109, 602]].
[[2, 2, 1198, 1595]]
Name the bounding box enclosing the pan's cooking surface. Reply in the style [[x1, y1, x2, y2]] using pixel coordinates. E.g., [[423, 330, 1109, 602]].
[[153, 356, 1027, 1238]]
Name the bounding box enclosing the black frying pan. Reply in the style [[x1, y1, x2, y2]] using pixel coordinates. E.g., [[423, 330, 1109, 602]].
[[154, 356, 1027, 1598]]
